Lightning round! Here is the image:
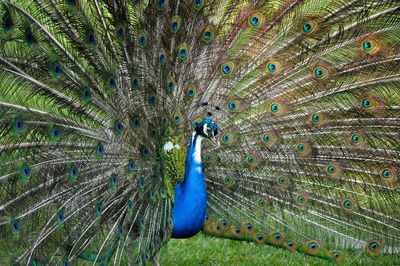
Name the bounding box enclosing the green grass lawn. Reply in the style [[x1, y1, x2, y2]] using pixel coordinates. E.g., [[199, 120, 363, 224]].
[[0, 231, 399, 265], [158, 232, 400, 266]]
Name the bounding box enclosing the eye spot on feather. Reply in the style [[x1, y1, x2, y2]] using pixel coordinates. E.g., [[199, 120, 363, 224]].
[[295, 142, 311, 156], [367, 240, 381, 255], [69, 165, 78, 181], [361, 96, 377, 111], [349, 133, 364, 146], [132, 75, 140, 89], [168, 218, 174, 230], [186, 84, 197, 99], [341, 198, 356, 211], [303, 23, 311, 32], [269, 102, 284, 114], [166, 75, 175, 91], [380, 167, 396, 182], [266, 60, 283, 75], [227, 99, 241, 112], [314, 68, 323, 77], [48, 126, 60, 141], [165, 126, 172, 136], [114, 121, 123, 134], [277, 175, 290, 188], [295, 194, 308, 206], [306, 241, 320, 254], [310, 112, 325, 125], [263, 133, 270, 142], [326, 164, 340, 178], [111, 174, 118, 188], [24, 28, 36, 47], [361, 38, 380, 54], [53, 128, 60, 138], [88, 32, 95, 44], [170, 16, 181, 33], [158, 48, 167, 65], [254, 233, 266, 244], [15, 119, 23, 131], [248, 11, 264, 28], [96, 143, 104, 158], [172, 111, 182, 124], [133, 117, 141, 129], [142, 146, 149, 158], [1, 9, 13, 33], [193, 0, 203, 9], [150, 96, 156, 105], [331, 250, 343, 262], [202, 25, 214, 42], [128, 160, 135, 173], [96, 205, 102, 218], [82, 87, 91, 101], [138, 31, 147, 47], [268, 62, 276, 72], [178, 43, 188, 60], [221, 62, 234, 76], [51, 61, 62, 79], [232, 226, 243, 238], [261, 131, 277, 147], [313, 66, 330, 79], [221, 133, 232, 144], [110, 77, 116, 87], [118, 27, 125, 38], [246, 154, 259, 167], [362, 98, 371, 108], [19, 164, 31, 181], [302, 20, 317, 34], [157, 0, 166, 10], [57, 212, 64, 222], [10, 220, 20, 235], [204, 153, 213, 163], [257, 197, 268, 208], [150, 190, 157, 202], [285, 240, 298, 251], [128, 200, 133, 214]]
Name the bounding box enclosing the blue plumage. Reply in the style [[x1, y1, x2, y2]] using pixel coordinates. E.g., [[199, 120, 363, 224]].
[[172, 133, 207, 238], [172, 118, 219, 238]]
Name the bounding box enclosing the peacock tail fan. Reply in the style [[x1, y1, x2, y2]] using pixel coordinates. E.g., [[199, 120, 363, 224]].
[[0, 0, 399, 264]]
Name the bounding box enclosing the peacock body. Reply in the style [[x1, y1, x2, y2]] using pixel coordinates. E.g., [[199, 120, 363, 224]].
[[0, 0, 400, 264]]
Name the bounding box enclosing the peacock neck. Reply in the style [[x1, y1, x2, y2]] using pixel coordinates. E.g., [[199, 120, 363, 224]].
[[171, 132, 207, 238]]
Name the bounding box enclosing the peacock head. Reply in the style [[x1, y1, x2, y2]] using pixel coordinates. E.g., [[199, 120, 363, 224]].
[[195, 118, 219, 146]]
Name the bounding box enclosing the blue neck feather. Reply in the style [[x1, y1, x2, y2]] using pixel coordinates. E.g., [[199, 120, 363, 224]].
[[171, 132, 207, 238]]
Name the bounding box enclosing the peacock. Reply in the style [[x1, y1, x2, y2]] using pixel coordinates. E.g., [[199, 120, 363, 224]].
[[0, 0, 399, 264]]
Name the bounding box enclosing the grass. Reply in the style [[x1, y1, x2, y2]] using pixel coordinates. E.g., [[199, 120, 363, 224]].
[[158, 232, 400, 266], [0, 232, 399, 265]]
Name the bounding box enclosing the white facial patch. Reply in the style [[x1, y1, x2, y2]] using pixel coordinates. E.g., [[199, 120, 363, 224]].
[[192, 132, 203, 163], [163, 141, 181, 152]]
